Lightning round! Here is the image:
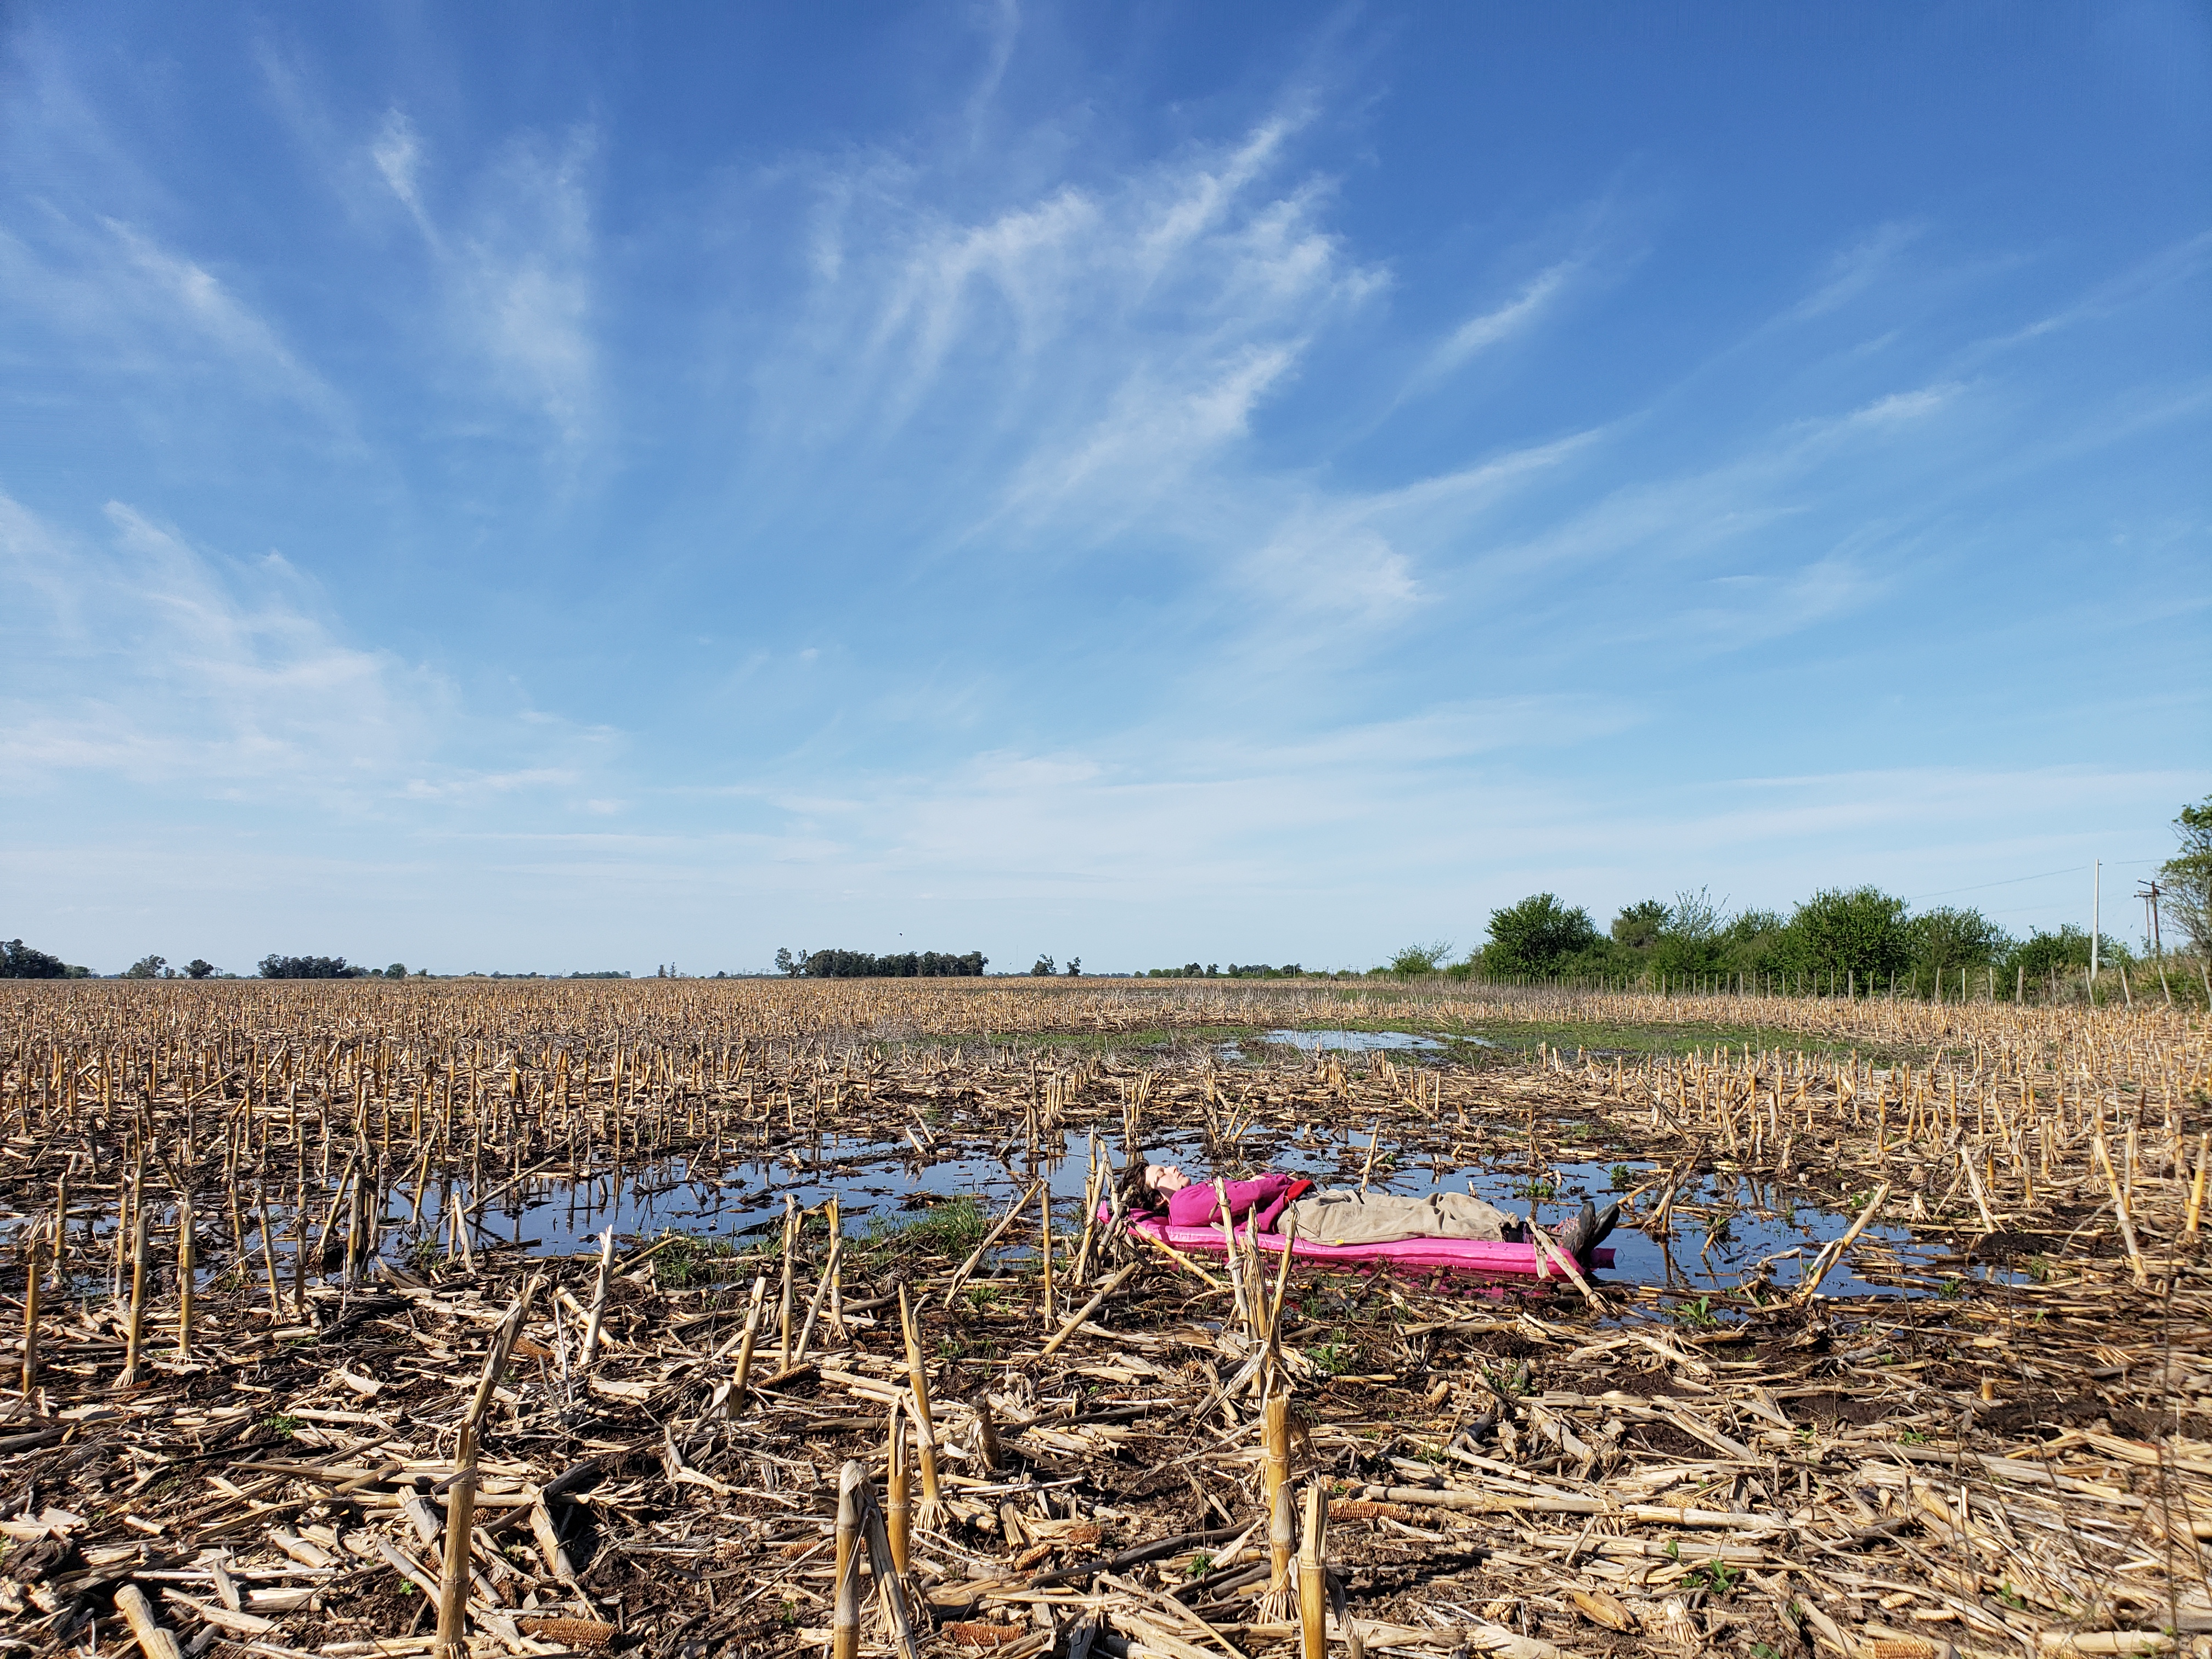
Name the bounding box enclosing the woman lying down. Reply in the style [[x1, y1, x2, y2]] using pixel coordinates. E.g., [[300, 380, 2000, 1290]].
[[1120, 1158, 1620, 1265]]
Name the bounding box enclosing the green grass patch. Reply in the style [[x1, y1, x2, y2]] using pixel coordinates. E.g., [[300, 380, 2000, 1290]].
[[860, 1194, 991, 1262], [1427, 1014, 1925, 1064], [981, 1023, 1260, 1055], [1668, 1295, 1721, 1331], [1304, 1336, 1359, 1376], [650, 1231, 744, 1288]]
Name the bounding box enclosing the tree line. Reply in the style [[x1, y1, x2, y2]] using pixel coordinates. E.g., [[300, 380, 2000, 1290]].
[[1459, 886, 2136, 995], [774, 947, 988, 978], [1146, 962, 1305, 979], [0, 940, 92, 979], [1440, 794, 2212, 997]]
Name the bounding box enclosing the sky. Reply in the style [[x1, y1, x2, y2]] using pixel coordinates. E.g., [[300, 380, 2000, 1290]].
[[3, 3, 2208, 977]]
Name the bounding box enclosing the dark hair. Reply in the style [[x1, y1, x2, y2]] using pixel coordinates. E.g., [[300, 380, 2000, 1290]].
[[1117, 1158, 1163, 1215]]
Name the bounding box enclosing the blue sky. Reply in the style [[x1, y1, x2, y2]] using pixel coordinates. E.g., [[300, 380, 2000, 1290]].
[[4, 3, 2207, 976]]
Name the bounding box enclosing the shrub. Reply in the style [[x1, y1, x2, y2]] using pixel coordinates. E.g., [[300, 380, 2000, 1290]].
[[258, 954, 364, 979], [2162, 795, 2211, 951], [0, 940, 77, 979], [1478, 895, 1598, 978], [1780, 887, 1914, 983], [1388, 941, 1454, 977]]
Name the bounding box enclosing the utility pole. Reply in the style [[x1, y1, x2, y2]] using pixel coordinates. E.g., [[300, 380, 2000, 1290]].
[[2090, 860, 2101, 990], [2138, 879, 2172, 1005], [2137, 880, 2164, 957]]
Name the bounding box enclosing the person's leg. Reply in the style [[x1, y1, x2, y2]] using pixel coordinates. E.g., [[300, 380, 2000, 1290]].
[[1424, 1191, 1520, 1242], [1281, 1192, 1440, 1246]]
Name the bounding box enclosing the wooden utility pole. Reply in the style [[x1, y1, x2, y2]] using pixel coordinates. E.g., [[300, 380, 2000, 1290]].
[[2140, 881, 2172, 1004], [2091, 859, 2101, 990]]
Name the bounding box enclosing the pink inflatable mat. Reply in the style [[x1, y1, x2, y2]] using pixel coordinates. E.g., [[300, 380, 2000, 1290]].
[[1108, 1205, 1614, 1278]]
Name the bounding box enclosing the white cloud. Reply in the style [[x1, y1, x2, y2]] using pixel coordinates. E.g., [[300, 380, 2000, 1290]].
[[366, 111, 599, 444], [777, 110, 1378, 471], [1973, 228, 2212, 355], [1419, 259, 1577, 383], [371, 108, 435, 241], [0, 494, 608, 812], [1791, 222, 1923, 320], [0, 210, 349, 426], [1844, 383, 1958, 425], [459, 131, 600, 445], [0, 494, 425, 793]]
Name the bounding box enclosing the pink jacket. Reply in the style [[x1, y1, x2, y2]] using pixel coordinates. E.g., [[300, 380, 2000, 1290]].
[[1164, 1173, 1305, 1234]]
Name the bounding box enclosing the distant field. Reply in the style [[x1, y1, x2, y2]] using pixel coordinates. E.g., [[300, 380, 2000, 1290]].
[[5, 970, 2185, 1064]]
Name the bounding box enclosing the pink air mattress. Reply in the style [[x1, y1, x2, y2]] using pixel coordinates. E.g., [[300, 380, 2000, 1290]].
[[1110, 1206, 1613, 1278]]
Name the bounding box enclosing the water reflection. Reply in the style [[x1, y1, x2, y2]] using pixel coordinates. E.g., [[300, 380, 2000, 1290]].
[[0, 1119, 1987, 1305]]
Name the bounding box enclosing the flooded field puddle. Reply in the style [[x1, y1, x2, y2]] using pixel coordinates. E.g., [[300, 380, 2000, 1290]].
[[1220, 1028, 1487, 1063], [410, 1125, 1962, 1306], [1260, 1029, 1449, 1052], [1, 1119, 1970, 1308]]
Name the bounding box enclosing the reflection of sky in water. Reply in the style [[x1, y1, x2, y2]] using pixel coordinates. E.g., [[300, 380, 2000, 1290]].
[[1220, 1029, 1488, 1062], [1260, 1029, 1449, 1051], [420, 1126, 1959, 1301], [0, 1140, 1959, 1302], [0, 1033, 1982, 1302]]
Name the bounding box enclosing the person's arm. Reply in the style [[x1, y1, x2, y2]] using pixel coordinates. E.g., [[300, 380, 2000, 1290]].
[[1165, 1183, 1221, 1228], [1168, 1175, 1293, 1229], [1254, 1176, 1311, 1234]]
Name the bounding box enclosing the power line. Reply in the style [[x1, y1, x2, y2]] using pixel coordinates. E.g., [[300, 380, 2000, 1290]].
[[1909, 856, 2163, 905], [1910, 864, 2083, 902]]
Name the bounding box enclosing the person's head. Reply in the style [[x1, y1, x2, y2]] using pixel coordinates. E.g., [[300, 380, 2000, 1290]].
[[1118, 1157, 1192, 1214]]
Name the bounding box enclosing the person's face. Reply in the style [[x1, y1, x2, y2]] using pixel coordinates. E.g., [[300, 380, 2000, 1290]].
[[1145, 1162, 1190, 1196]]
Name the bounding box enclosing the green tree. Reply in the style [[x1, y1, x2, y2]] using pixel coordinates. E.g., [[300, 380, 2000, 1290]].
[[1031, 955, 1056, 976], [1479, 895, 1599, 978], [1389, 941, 1454, 977], [1647, 888, 1737, 981], [1722, 909, 1790, 977], [1782, 887, 1914, 984], [258, 954, 360, 979], [185, 958, 216, 979], [124, 954, 167, 980], [1908, 906, 2009, 995], [2163, 795, 2212, 951], [1611, 900, 1668, 950], [2002, 926, 2129, 981], [0, 939, 70, 979]]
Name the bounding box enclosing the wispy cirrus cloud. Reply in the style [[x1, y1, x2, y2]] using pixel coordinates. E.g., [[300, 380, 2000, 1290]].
[[0, 209, 351, 429], [0, 493, 608, 812], [0, 493, 421, 792], [1791, 221, 1924, 320], [370, 108, 436, 242], [768, 109, 1380, 487], [1972, 228, 2212, 356], [1416, 258, 1579, 385], [362, 111, 600, 445]]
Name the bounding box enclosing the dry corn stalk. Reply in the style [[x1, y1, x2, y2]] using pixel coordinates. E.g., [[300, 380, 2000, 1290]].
[[898, 1284, 946, 1530], [1298, 1480, 1328, 1659], [884, 1395, 911, 1576], [1258, 1391, 1294, 1622], [833, 1459, 865, 1659]]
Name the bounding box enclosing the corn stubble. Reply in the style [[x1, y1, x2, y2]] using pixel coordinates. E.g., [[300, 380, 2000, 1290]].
[[0, 975, 2204, 1659]]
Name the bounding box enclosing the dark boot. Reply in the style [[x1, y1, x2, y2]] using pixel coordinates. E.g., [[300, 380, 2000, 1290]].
[[1551, 1200, 1599, 1262]]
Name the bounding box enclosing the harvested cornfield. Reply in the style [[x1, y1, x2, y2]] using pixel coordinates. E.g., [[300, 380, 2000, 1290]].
[[0, 979, 2206, 1659]]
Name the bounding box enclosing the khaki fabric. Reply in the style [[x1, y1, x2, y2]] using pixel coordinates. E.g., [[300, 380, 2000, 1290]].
[[1278, 1189, 1518, 1246]]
